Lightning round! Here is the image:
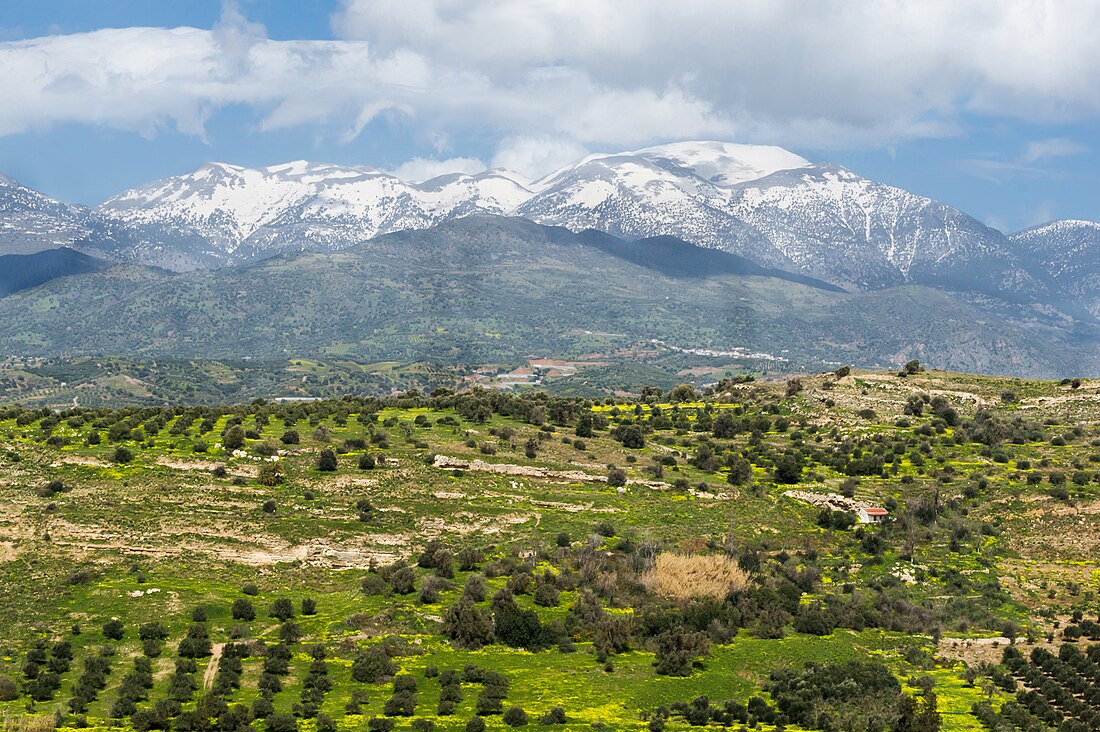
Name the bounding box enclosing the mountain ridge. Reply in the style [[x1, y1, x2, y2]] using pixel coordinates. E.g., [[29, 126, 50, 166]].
[[1, 143, 1095, 294]]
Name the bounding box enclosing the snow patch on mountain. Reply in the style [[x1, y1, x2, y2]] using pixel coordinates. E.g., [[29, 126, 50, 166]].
[[632, 140, 812, 186], [1010, 220, 1100, 316]]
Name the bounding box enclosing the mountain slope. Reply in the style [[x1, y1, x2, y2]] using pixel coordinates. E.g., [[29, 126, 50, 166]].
[[83, 140, 1040, 298], [0, 216, 1089, 377], [725, 164, 1042, 295], [95, 161, 533, 270], [517, 152, 783, 268], [0, 247, 109, 297], [0, 142, 1088, 310], [1010, 220, 1100, 318], [0, 174, 98, 255]]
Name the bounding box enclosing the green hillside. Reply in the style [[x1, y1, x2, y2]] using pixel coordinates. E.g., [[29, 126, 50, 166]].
[[0, 217, 1091, 379], [0, 370, 1098, 731]]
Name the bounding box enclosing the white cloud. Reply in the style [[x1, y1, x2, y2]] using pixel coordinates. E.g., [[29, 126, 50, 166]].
[[959, 137, 1088, 183], [1022, 138, 1089, 164], [334, 0, 1100, 146], [490, 137, 589, 180], [2, 0, 1100, 166], [386, 156, 486, 182]]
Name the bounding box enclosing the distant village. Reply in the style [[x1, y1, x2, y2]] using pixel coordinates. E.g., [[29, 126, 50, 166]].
[[465, 358, 603, 389]]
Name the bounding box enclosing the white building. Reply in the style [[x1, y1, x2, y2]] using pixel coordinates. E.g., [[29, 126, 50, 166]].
[[858, 506, 889, 524]]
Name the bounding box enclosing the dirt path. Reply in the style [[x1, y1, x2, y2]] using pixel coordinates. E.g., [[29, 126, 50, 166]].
[[202, 643, 225, 690]]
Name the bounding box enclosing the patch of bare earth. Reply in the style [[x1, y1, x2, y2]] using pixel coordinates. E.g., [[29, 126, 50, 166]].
[[938, 637, 1056, 666], [156, 457, 223, 471], [52, 455, 110, 468], [203, 643, 224, 690], [433, 454, 667, 488], [417, 512, 537, 537], [45, 518, 405, 568]]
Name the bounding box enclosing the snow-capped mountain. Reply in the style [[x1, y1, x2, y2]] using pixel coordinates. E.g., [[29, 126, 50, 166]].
[[517, 142, 1037, 293], [1011, 220, 1100, 317], [725, 164, 1039, 293], [0, 140, 1086, 302], [97, 160, 532, 270], [0, 174, 98, 255], [516, 152, 778, 267]]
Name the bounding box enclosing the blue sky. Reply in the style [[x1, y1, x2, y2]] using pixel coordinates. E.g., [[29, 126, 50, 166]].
[[1, 0, 1098, 233]]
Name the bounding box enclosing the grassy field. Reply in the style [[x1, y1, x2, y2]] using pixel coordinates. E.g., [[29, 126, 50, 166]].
[[0, 368, 1098, 732]]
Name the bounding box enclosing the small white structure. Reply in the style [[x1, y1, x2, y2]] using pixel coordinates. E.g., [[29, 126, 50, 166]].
[[858, 506, 889, 524]]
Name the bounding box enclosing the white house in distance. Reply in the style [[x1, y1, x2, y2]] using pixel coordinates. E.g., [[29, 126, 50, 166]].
[[858, 506, 889, 524]]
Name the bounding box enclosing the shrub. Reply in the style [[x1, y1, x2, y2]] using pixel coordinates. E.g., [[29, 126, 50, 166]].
[[361, 573, 387, 596], [317, 449, 338, 471], [541, 707, 567, 725], [316, 714, 337, 732], [103, 619, 124, 640], [266, 713, 298, 732], [533, 581, 561, 608], [595, 522, 617, 537], [252, 698, 274, 719], [112, 446, 133, 463], [612, 424, 645, 448], [242, 583, 259, 596], [358, 453, 376, 470], [476, 693, 503, 715], [654, 628, 711, 676], [390, 566, 417, 595], [138, 622, 168, 641], [463, 574, 488, 603], [466, 717, 486, 732], [231, 599, 256, 621], [270, 598, 295, 620], [726, 456, 753, 485], [223, 425, 246, 450], [255, 440, 279, 457], [351, 647, 397, 683], [503, 707, 529, 726], [493, 596, 553, 651], [0, 676, 16, 701], [257, 461, 284, 486], [443, 598, 495, 649], [457, 547, 484, 571], [301, 597, 317, 615]]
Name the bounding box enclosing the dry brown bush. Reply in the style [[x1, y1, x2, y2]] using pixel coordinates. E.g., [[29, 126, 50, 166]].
[[3, 714, 60, 732], [643, 552, 750, 600]]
